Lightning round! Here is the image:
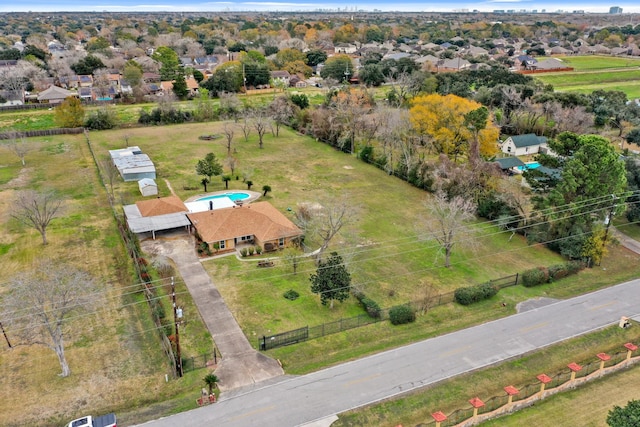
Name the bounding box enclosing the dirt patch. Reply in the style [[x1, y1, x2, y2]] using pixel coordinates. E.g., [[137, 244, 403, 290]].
[[0, 166, 30, 190]]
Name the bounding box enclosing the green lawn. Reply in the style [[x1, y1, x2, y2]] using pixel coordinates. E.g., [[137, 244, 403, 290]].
[[532, 56, 640, 97], [551, 55, 640, 71]]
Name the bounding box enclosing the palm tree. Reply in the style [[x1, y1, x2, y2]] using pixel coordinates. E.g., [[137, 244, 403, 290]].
[[203, 373, 219, 394], [222, 175, 231, 189], [262, 185, 272, 197], [246, 180, 253, 190]]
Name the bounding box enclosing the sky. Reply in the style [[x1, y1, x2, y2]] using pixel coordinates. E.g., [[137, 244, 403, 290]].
[[1, 0, 639, 13]]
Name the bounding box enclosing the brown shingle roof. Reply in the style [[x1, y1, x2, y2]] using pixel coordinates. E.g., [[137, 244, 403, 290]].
[[187, 201, 302, 243], [136, 195, 188, 217]]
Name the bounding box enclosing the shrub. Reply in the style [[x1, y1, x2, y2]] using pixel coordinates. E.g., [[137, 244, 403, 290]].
[[240, 248, 248, 257], [389, 305, 415, 325], [248, 247, 255, 256], [283, 289, 300, 300], [84, 108, 117, 130], [521, 267, 549, 287], [566, 260, 585, 274], [454, 283, 498, 305], [360, 297, 381, 319], [351, 288, 366, 302], [256, 246, 263, 255]]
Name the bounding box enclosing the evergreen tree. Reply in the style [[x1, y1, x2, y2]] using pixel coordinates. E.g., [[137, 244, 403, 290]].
[[310, 252, 351, 309]]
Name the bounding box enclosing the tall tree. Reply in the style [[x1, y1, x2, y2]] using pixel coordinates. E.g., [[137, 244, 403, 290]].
[[152, 46, 181, 81], [11, 190, 62, 245], [533, 134, 628, 258], [195, 153, 223, 191], [295, 198, 356, 260], [268, 96, 296, 137], [54, 97, 85, 128], [410, 93, 499, 162], [320, 54, 354, 82], [251, 109, 271, 149], [1, 262, 99, 377], [310, 252, 351, 309], [424, 191, 476, 268]]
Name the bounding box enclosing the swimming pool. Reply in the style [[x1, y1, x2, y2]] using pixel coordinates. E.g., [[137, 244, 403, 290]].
[[516, 162, 541, 171], [196, 192, 250, 202]]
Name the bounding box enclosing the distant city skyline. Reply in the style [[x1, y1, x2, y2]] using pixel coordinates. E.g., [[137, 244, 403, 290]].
[[1, 1, 639, 14]]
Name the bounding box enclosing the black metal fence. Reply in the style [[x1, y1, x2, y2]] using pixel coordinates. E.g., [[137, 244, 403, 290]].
[[182, 348, 221, 373], [259, 274, 520, 351]]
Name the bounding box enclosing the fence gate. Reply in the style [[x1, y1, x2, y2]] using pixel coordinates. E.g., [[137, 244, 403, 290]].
[[260, 326, 309, 350]]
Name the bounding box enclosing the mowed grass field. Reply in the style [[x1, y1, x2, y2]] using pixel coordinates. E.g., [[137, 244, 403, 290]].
[[90, 121, 640, 373], [3, 120, 640, 426], [534, 55, 640, 98], [0, 134, 212, 426]]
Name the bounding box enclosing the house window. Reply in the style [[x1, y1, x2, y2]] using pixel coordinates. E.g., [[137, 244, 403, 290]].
[[507, 145, 511, 153], [279, 238, 285, 247], [240, 235, 253, 241], [219, 240, 226, 249]]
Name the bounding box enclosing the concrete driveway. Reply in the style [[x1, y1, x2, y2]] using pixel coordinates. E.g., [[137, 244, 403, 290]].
[[141, 233, 283, 390]]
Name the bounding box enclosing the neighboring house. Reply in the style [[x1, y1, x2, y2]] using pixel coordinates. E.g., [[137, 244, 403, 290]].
[[36, 85, 76, 104], [123, 195, 190, 239], [439, 58, 471, 71], [501, 134, 548, 156], [532, 58, 567, 70], [334, 43, 357, 54], [185, 77, 200, 96], [78, 87, 93, 101], [78, 75, 93, 87], [271, 70, 291, 87], [109, 146, 156, 181], [138, 178, 158, 197], [160, 81, 174, 95], [187, 201, 303, 254]]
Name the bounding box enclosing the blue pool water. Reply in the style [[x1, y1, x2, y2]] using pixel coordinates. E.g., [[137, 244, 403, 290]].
[[517, 162, 541, 171], [196, 192, 250, 202]]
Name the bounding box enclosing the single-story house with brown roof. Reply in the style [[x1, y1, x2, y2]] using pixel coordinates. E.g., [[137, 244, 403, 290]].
[[187, 201, 303, 254], [123, 195, 191, 239]]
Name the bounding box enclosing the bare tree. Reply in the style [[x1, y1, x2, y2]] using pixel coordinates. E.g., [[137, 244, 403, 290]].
[[268, 95, 295, 137], [252, 109, 271, 149], [296, 197, 357, 260], [423, 191, 476, 268], [222, 121, 235, 155], [239, 113, 251, 141], [1, 262, 99, 377], [225, 156, 238, 177], [5, 130, 32, 166], [11, 190, 63, 245], [100, 157, 119, 196]]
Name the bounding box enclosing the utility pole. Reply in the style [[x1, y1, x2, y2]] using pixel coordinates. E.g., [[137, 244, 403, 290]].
[[0, 321, 11, 348], [171, 277, 183, 377], [603, 194, 617, 247], [243, 64, 247, 94]]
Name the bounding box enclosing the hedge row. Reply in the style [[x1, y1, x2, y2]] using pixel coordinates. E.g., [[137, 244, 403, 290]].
[[352, 289, 382, 319], [454, 283, 499, 306], [522, 261, 585, 287]]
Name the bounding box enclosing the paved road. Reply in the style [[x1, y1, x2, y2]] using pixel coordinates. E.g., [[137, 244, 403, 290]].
[[136, 278, 640, 427]]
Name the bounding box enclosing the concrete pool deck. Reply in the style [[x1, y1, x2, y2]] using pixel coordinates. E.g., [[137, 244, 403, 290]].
[[185, 189, 262, 204]]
